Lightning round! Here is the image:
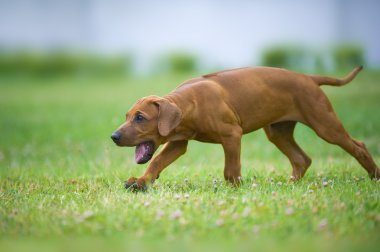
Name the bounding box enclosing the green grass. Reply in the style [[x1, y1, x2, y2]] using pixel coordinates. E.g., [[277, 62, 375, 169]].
[[1, 70, 380, 251]]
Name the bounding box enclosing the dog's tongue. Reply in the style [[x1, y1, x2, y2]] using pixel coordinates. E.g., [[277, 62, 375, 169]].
[[135, 142, 154, 164]]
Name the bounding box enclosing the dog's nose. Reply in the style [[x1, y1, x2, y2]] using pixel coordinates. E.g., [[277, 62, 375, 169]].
[[111, 131, 121, 143]]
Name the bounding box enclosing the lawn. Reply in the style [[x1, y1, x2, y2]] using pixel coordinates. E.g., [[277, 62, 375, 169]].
[[0, 70, 380, 251]]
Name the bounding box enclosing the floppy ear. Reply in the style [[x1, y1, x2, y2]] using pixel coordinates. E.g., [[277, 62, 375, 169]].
[[154, 99, 182, 137]]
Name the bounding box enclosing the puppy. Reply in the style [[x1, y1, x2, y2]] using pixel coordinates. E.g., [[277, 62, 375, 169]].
[[111, 66, 379, 190]]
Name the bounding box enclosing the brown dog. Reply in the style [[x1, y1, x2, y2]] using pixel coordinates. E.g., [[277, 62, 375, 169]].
[[111, 66, 379, 191]]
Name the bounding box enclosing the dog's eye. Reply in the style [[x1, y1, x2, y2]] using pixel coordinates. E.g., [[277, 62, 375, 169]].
[[134, 114, 145, 123]]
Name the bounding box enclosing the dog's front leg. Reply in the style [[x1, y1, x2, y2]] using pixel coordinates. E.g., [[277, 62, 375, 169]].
[[221, 129, 243, 185], [125, 140, 188, 191]]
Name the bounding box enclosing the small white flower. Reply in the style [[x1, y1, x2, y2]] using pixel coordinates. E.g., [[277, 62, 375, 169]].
[[242, 207, 251, 218], [242, 196, 248, 203], [251, 183, 257, 189], [184, 178, 189, 183], [318, 219, 328, 230], [184, 193, 189, 199], [144, 201, 150, 207], [277, 181, 282, 186], [82, 210, 93, 219], [322, 181, 328, 187], [336, 202, 345, 210], [285, 207, 294, 216], [170, 210, 182, 220], [290, 175, 296, 180], [174, 194, 181, 200], [156, 209, 165, 220], [76, 210, 94, 223], [220, 210, 228, 217], [308, 189, 314, 194], [216, 219, 224, 227]]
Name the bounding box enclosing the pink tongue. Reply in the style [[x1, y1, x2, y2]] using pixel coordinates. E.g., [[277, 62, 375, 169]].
[[135, 143, 147, 163]]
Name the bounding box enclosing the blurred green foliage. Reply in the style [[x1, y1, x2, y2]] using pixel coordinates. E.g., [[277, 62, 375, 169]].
[[333, 44, 364, 70], [0, 51, 131, 77], [167, 52, 197, 73], [261, 46, 307, 70], [261, 44, 365, 72], [0, 45, 367, 78]]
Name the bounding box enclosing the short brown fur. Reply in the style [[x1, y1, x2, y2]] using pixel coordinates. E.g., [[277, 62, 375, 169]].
[[112, 66, 379, 190]]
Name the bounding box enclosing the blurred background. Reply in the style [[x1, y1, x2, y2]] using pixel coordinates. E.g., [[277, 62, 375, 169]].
[[0, 0, 379, 77]]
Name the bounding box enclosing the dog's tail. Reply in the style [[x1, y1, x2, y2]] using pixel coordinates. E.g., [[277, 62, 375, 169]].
[[310, 66, 363, 87]]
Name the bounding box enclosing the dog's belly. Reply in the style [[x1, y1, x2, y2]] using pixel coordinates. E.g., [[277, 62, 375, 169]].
[[232, 91, 301, 133], [193, 134, 221, 143], [239, 106, 303, 133]]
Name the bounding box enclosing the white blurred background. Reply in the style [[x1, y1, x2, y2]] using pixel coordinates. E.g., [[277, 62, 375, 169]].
[[0, 0, 379, 74]]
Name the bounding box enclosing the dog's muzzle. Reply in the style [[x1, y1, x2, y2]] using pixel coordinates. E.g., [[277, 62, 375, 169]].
[[111, 131, 121, 143]]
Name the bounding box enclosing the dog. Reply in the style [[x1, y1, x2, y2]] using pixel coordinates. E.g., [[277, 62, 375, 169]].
[[111, 66, 379, 191]]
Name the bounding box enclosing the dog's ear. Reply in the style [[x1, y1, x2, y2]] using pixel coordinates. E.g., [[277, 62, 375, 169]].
[[154, 99, 182, 137]]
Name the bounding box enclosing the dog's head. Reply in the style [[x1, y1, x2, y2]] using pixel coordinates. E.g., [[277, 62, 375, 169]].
[[111, 95, 182, 164]]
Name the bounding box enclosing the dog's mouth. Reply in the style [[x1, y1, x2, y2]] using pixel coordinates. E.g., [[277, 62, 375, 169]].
[[135, 141, 155, 164]]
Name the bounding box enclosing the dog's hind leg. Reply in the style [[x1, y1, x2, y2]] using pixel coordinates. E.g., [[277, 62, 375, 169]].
[[264, 121, 312, 180], [301, 94, 380, 179]]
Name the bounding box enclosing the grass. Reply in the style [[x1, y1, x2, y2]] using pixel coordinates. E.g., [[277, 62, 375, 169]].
[[0, 70, 380, 251]]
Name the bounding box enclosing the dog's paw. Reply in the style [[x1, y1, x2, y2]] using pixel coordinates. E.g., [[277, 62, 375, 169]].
[[124, 177, 148, 192], [124, 177, 137, 189]]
